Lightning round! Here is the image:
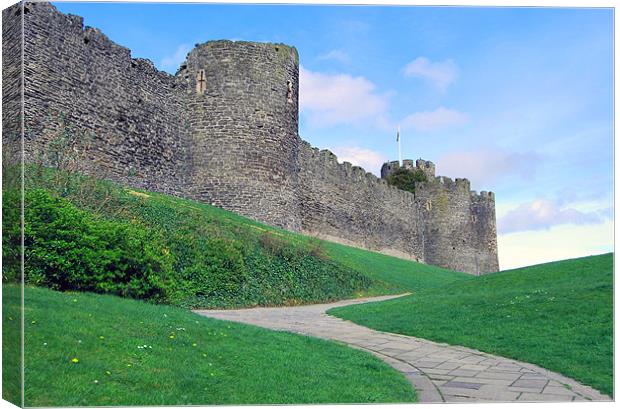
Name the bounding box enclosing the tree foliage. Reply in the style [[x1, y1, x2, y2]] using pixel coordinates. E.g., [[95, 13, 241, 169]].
[[385, 167, 427, 193]]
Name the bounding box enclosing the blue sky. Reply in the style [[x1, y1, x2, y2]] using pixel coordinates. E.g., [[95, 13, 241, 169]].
[[52, 1, 614, 269]]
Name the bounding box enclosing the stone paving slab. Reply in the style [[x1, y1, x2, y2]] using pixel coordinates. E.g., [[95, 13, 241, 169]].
[[194, 294, 611, 403]]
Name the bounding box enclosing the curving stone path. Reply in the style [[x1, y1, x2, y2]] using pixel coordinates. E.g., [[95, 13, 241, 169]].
[[194, 294, 611, 403]]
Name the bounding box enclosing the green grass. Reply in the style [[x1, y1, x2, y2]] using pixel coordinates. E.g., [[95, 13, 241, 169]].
[[2, 284, 22, 406], [321, 240, 469, 293], [3, 284, 416, 406], [329, 253, 614, 397]]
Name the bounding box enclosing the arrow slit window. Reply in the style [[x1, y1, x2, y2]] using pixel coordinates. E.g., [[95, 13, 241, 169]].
[[196, 70, 206, 94]]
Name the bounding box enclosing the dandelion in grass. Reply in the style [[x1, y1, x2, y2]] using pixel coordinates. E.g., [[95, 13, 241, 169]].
[[71, 358, 79, 363]]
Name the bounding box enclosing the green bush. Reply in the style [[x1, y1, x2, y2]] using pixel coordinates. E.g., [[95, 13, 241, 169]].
[[2, 188, 21, 282], [20, 189, 174, 301], [386, 167, 427, 193]]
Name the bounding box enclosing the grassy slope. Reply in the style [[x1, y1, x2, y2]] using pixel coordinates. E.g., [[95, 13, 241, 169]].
[[134, 185, 468, 294], [11, 167, 468, 308], [322, 240, 469, 293], [2, 284, 21, 406], [329, 253, 614, 397], [3, 284, 416, 406]]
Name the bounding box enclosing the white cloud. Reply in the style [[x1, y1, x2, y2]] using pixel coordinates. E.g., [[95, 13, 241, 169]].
[[403, 57, 458, 91], [498, 199, 612, 234], [160, 43, 191, 73], [436, 149, 538, 186], [331, 146, 388, 176], [299, 66, 389, 128], [317, 49, 350, 64], [401, 107, 468, 132], [498, 221, 613, 270]]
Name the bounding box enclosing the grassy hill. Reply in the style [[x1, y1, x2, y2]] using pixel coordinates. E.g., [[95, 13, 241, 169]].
[[2, 284, 416, 406], [329, 253, 614, 397], [3, 166, 467, 309]]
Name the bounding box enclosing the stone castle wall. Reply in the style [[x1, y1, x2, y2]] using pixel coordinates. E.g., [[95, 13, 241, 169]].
[[414, 174, 498, 274], [2, 3, 22, 160], [298, 142, 424, 261], [17, 2, 191, 195], [4, 2, 499, 274]]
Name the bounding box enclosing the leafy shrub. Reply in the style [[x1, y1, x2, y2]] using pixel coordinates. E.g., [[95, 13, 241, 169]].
[[386, 167, 427, 194], [19, 189, 174, 301], [2, 188, 21, 282]]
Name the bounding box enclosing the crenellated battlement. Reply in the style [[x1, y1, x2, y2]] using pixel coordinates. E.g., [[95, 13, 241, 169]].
[[6, 1, 498, 275]]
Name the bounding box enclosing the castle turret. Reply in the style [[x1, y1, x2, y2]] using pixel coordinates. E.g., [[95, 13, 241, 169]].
[[181, 40, 302, 230], [416, 159, 436, 179], [380, 160, 401, 179]]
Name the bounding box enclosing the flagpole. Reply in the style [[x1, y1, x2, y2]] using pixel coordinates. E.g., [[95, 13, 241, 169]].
[[397, 124, 402, 166]]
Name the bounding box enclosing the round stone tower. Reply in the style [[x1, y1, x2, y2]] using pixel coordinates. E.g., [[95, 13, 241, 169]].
[[180, 40, 301, 230]]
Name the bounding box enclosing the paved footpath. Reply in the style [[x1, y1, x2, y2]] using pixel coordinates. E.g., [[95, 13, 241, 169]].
[[194, 294, 611, 403]]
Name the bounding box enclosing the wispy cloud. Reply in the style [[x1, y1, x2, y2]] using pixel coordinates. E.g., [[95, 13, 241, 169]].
[[159, 43, 191, 73], [497, 221, 613, 270], [317, 49, 350, 64], [498, 198, 612, 234], [331, 146, 388, 176], [437, 149, 539, 186], [299, 66, 389, 128], [404, 57, 458, 91], [401, 107, 468, 132]]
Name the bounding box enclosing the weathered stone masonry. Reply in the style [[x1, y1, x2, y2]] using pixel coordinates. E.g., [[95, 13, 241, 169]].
[[3, 2, 499, 274]]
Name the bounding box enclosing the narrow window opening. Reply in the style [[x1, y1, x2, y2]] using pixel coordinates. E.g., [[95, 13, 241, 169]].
[[196, 69, 206, 94], [286, 80, 293, 103]]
